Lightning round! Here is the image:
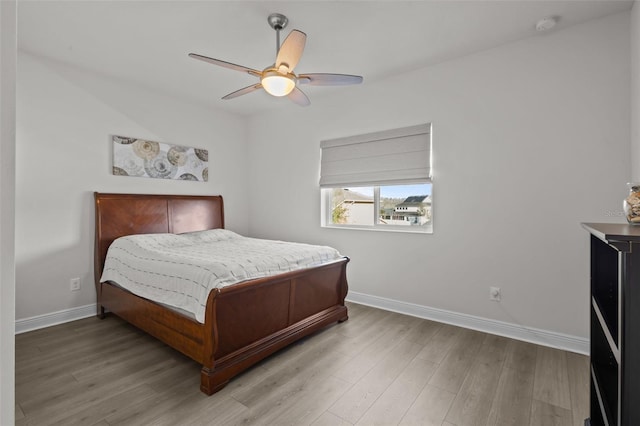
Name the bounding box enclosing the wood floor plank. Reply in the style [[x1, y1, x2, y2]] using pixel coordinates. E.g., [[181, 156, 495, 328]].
[[15, 403, 25, 420], [485, 366, 534, 426], [49, 384, 158, 426], [104, 372, 199, 425], [336, 304, 392, 338], [566, 352, 590, 426], [145, 393, 248, 426], [226, 351, 351, 425], [503, 339, 538, 374], [533, 346, 572, 410], [330, 316, 422, 386], [15, 327, 145, 376], [403, 318, 443, 346], [16, 331, 150, 386], [427, 328, 486, 394], [143, 357, 201, 391], [70, 341, 172, 383], [356, 356, 438, 425], [529, 399, 573, 426], [332, 312, 406, 359], [444, 335, 508, 426], [15, 373, 79, 411], [260, 375, 351, 425], [311, 411, 354, 426], [219, 363, 274, 398], [344, 301, 365, 315], [231, 332, 349, 408], [19, 346, 177, 416], [19, 319, 133, 361], [227, 331, 353, 421], [416, 323, 461, 364], [20, 357, 178, 425], [329, 339, 423, 424], [399, 384, 456, 426]]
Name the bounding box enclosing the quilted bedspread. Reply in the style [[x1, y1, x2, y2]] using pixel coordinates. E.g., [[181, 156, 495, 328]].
[[100, 229, 342, 323]]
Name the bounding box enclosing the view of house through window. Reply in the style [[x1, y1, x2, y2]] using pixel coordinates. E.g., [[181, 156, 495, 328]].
[[328, 183, 432, 231]]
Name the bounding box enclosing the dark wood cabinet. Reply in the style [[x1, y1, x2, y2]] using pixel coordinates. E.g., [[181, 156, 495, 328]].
[[583, 223, 640, 426]]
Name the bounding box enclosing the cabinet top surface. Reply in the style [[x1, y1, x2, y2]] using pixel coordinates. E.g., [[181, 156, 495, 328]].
[[582, 222, 640, 243]]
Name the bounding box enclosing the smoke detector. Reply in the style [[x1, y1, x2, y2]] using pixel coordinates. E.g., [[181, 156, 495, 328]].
[[536, 16, 558, 32]]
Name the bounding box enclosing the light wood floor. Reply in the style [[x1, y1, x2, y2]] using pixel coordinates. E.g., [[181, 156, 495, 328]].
[[15, 302, 589, 426]]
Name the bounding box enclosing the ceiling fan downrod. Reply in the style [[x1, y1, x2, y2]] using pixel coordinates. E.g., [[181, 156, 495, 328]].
[[267, 13, 289, 55]]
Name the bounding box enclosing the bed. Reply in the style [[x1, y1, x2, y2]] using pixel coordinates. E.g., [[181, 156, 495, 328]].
[[94, 192, 349, 395]]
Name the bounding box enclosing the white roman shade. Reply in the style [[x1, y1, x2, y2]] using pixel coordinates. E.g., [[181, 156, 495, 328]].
[[319, 123, 431, 188]]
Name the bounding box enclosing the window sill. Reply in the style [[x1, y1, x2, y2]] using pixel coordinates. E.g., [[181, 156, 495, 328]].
[[321, 224, 433, 234]]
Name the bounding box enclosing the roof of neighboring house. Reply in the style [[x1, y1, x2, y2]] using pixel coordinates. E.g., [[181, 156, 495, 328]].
[[403, 195, 429, 203], [335, 189, 374, 203], [396, 195, 430, 207]]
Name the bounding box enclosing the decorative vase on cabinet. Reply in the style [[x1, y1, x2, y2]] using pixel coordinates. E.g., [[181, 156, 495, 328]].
[[623, 183, 640, 224]]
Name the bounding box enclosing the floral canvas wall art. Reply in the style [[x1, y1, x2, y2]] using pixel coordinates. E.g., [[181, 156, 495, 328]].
[[112, 135, 208, 182]]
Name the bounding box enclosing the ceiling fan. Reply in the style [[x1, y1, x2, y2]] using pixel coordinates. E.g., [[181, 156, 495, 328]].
[[188, 13, 363, 107]]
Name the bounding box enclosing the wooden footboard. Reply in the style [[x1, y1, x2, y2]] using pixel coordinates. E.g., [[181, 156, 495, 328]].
[[200, 257, 349, 394], [94, 191, 349, 395]]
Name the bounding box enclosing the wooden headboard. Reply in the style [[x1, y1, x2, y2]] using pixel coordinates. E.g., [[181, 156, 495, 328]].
[[94, 192, 224, 287]]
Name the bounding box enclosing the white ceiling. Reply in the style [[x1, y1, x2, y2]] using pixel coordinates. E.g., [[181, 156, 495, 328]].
[[17, 0, 633, 117]]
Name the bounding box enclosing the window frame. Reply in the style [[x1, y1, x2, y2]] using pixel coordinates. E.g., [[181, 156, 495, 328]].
[[321, 184, 433, 234]]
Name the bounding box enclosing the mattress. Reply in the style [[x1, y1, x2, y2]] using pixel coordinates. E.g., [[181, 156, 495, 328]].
[[100, 229, 342, 323]]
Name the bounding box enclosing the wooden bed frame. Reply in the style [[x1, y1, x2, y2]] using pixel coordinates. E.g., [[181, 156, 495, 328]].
[[94, 192, 349, 395]]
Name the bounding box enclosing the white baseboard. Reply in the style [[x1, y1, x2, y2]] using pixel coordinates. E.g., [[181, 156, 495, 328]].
[[346, 291, 588, 355], [15, 304, 97, 334], [15, 295, 589, 355]]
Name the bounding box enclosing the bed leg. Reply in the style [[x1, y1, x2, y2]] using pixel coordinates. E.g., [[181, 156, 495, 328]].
[[200, 367, 228, 395], [338, 305, 349, 323], [97, 304, 106, 319]]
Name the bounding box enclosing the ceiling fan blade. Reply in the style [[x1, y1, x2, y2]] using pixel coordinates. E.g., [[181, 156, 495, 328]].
[[276, 30, 306, 72], [287, 87, 310, 107], [298, 73, 363, 86], [188, 53, 261, 77], [222, 83, 263, 100]]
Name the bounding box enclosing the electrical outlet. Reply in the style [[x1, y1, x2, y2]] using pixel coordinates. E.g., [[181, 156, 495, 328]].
[[489, 286, 501, 302], [70, 277, 81, 292]]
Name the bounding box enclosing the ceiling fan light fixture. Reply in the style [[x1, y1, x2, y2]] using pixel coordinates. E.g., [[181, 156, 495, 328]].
[[261, 70, 296, 97]]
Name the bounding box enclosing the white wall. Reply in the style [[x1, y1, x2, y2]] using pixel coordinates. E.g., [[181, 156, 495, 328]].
[[15, 53, 249, 320], [0, 0, 16, 423], [632, 1, 640, 181], [247, 13, 631, 340]]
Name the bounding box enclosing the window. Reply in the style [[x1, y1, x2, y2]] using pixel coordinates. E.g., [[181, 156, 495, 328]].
[[320, 124, 432, 233], [325, 183, 433, 231]]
